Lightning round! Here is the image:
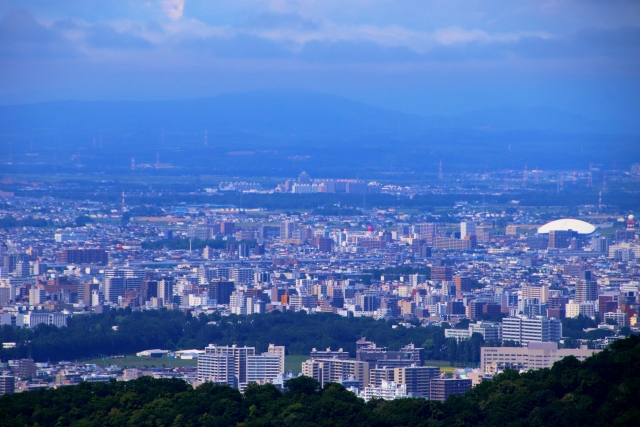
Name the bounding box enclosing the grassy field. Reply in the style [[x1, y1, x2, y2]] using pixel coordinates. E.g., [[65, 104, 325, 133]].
[[285, 355, 308, 374], [82, 356, 197, 368], [424, 360, 457, 373]]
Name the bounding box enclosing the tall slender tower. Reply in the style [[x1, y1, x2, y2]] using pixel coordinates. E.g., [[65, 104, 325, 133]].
[[522, 164, 528, 187], [598, 189, 603, 211], [438, 160, 443, 180], [535, 167, 539, 185], [587, 163, 593, 187], [131, 157, 135, 170]]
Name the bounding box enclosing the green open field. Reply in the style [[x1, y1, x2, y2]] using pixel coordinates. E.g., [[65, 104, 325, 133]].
[[82, 356, 197, 368], [285, 355, 308, 374], [424, 360, 457, 373]]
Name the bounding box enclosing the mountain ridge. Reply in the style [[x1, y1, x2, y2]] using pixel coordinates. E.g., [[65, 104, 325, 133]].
[[0, 90, 633, 136]]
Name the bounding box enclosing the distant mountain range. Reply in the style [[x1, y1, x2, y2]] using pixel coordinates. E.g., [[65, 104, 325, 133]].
[[0, 90, 637, 176], [0, 90, 633, 136]]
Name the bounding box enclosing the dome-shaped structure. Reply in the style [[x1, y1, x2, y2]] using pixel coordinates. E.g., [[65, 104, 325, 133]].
[[538, 218, 596, 235]]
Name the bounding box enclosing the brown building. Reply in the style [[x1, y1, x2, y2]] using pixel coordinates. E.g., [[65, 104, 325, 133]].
[[431, 266, 453, 281], [59, 249, 108, 265], [454, 276, 472, 292], [313, 236, 334, 252], [429, 378, 472, 402]]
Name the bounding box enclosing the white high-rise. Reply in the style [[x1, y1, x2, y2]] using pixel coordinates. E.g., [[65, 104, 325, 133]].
[[460, 222, 476, 239]]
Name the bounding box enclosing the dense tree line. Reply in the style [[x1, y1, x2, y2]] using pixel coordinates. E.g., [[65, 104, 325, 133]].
[[0, 309, 483, 366], [1, 336, 639, 427], [0, 215, 50, 229]]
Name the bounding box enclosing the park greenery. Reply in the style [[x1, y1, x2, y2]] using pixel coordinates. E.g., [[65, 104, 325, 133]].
[[0, 336, 639, 427], [0, 309, 489, 366]]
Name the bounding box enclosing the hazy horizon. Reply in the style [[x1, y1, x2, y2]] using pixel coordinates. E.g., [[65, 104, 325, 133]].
[[1, 1, 639, 122]]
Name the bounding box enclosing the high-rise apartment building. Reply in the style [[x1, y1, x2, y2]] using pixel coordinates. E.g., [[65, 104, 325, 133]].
[[302, 359, 370, 389], [197, 354, 235, 387], [502, 316, 562, 346], [245, 354, 281, 388], [202, 344, 256, 386], [429, 378, 472, 402]]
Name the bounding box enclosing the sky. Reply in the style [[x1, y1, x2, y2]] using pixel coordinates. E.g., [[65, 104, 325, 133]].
[[0, 0, 639, 119]]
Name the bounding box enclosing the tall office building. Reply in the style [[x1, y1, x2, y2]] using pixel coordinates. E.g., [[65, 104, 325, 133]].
[[208, 280, 235, 304], [28, 288, 46, 305], [79, 282, 99, 305], [0, 376, 15, 395], [576, 281, 598, 304], [454, 276, 472, 292], [157, 279, 175, 302], [418, 223, 438, 239], [590, 236, 610, 253], [460, 222, 476, 239], [105, 277, 144, 304], [230, 268, 253, 285], [548, 230, 572, 249], [280, 221, 298, 239]]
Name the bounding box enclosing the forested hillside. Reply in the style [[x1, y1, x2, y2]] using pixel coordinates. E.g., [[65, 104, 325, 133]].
[[0, 309, 485, 366], [1, 336, 639, 427]]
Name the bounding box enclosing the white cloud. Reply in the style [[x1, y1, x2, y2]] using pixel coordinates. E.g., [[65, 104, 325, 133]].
[[161, 0, 186, 21]]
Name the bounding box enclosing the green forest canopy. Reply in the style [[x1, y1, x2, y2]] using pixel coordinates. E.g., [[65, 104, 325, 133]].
[[1, 336, 639, 427]]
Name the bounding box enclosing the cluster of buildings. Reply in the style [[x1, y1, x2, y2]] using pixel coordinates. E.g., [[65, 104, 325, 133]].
[[0, 189, 639, 400], [0, 356, 198, 395], [194, 338, 474, 402]]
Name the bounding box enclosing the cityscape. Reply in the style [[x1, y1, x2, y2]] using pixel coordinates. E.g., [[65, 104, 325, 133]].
[[1, 1, 639, 426]]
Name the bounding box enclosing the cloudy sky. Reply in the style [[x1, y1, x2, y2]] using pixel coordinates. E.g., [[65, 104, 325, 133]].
[[0, 0, 639, 119]]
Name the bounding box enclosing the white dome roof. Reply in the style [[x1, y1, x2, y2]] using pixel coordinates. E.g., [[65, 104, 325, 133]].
[[537, 218, 596, 235]]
